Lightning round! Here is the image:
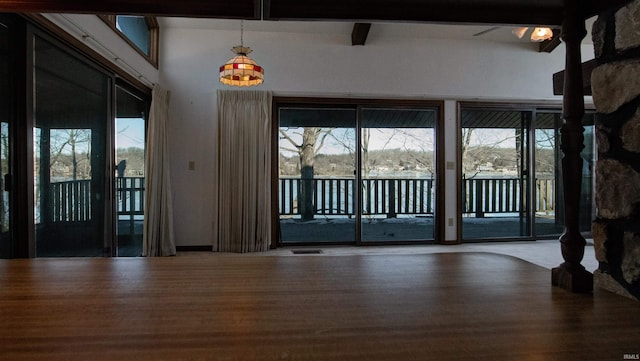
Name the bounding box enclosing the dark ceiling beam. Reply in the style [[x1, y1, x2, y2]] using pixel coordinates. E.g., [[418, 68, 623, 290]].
[[351, 23, 371, 46], [539, 28, 562, 53], [0, 0, 261, 19], [0, 0, 630, 27], [552, 59, 597, 96], [264, 1, 566, 25]]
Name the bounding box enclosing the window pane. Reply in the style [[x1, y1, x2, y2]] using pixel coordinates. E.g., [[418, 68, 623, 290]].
[[534, 113, 563, 237], [460, 109, 530, 240], [360, 108, 437, 242], [116, 16, 150, 56], [579, 114, 596, 233], [279, 107, 357, 244], [115, 86, 147, 257]]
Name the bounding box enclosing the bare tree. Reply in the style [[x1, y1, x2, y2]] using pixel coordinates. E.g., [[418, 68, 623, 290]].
[[535, 129, 556, 174], [50, 129, 91, 180], [461, 127, 520, 177], [279, 127, 334, 221]]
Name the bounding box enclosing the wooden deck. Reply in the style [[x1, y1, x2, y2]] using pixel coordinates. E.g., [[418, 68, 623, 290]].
[[1, 253, 638, 360]]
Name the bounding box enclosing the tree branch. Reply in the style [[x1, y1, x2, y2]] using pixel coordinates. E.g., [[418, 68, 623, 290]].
[[315, 128, 336, 153], [279, 129, 301, 151]]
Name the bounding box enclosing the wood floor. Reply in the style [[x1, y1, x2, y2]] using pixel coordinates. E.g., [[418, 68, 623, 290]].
[[1, 252, 639, 360]]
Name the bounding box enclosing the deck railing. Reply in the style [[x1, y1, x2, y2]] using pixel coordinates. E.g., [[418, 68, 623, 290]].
[[49, 176, 555, 222], [50, 179, 92, 222], [49, 177, 145, 223], [280, 176, 555, 218]]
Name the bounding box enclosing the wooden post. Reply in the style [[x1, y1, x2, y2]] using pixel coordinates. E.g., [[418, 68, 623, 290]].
[[475, 180, 484, 218], [388, 180, 396, 218], [551, 0, 593, 293]]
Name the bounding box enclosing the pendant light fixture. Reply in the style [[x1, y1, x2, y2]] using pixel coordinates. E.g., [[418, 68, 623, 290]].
[[529, 27, 554, 42], [219, 20, 264, 87], [512, 26, 554, 42]]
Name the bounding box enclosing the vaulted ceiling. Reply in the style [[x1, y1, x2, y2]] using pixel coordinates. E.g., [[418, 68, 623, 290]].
[[0, 0, 631, 25]]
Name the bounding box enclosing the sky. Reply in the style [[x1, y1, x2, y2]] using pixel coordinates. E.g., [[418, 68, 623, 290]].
[[116, 117, 145, 150], [280, 127, 437, 157], [279, 126, 528, 157]]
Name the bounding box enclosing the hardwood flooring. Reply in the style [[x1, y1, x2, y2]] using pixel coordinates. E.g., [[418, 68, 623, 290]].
[[1, 252, 639, 360]]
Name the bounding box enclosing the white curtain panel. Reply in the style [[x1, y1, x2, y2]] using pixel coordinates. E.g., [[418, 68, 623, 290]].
[[215, 90, 272, 252], [142, 84, 176, 256]]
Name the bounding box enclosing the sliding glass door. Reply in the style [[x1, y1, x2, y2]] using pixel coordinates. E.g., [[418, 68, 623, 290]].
[[33, 33, 111, 257], [460, 108, 531, 240], [360, 108, 437, 242], [277, 101, 440, 245], [461, 106, 596, 242], [0, 17, 151, 258]]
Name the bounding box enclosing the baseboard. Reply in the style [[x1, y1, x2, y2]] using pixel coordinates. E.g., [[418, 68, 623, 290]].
[[176, 245, 212, 252]]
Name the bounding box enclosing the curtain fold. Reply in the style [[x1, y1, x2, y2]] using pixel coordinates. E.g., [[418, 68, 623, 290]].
[[142, 84, 176, 256], [214, 90, 272, 253]]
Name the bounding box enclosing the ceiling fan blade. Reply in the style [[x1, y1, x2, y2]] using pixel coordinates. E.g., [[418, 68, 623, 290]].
[[473, 27, 500, 37]]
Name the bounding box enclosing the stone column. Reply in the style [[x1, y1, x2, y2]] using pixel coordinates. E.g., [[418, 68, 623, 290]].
[[591, 0, 640, 300]]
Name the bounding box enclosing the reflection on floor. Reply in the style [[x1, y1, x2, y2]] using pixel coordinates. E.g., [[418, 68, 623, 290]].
[[280, 216, 568, 242], [247, 239, 598, 272]]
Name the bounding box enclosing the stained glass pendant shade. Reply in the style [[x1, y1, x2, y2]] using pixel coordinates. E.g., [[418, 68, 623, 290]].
[[219, 23, 264, 87]]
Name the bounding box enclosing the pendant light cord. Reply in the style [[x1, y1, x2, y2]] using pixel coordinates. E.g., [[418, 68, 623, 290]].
[[241, 20, 244, 47]]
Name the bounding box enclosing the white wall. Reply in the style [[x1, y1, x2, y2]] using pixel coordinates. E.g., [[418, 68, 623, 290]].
[[160, 23, 594, 246]]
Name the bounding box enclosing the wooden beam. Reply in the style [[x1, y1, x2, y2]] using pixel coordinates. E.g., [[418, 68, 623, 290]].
[[0, 0, 261, 19], [351, 23, 371, 46], [551, 0, 593, 293], [552, 59, 597, 95], [264, 0, 565, 25], [0, 0, 629, 24], [539, 28, 562, 53]]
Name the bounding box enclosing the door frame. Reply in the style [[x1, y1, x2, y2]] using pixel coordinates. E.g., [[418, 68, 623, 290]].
[[0, 14, 24, 258]]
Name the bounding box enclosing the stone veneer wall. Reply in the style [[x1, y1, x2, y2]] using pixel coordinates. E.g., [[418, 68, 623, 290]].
[[591, 0, 640, 300]]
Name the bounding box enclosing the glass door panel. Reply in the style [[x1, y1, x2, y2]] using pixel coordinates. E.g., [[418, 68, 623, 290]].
[[115, 86, 147, 256], [534, 112, 563, 237], [461, 109, 530, 240], [278, 107, 357, 243], [33, 35, 110, 257], [360, 108, 436, 242], [0, 23, 10, 258], [579, 114, 596, 233], [535, 112, 596, 237]]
